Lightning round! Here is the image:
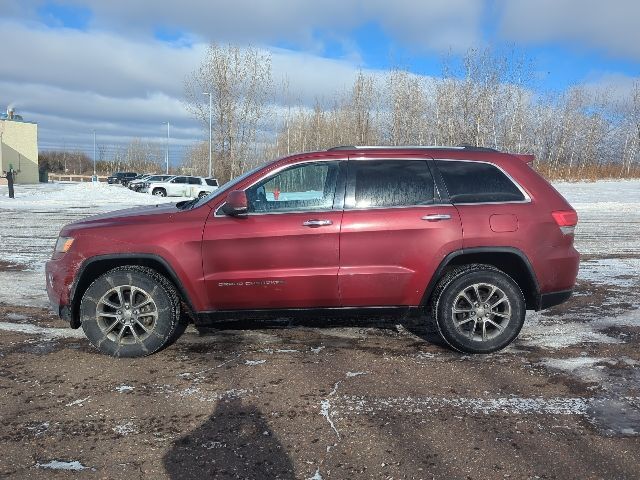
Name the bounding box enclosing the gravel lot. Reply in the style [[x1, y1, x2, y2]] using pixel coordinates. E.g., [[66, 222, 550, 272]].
[[0, 181, 639, 479]]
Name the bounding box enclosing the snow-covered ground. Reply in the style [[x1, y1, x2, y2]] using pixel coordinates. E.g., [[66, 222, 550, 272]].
[[0, 179, 638, 309], [0, 182, 174, 306], [553, 180, 640, 256]]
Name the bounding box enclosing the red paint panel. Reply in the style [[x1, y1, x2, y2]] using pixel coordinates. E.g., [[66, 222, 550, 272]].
[[202, 211, 342, 310], [339, 206, 462, 306]]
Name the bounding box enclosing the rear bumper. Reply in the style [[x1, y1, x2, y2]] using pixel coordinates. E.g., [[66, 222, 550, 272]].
[[537, 289, 573, 310]]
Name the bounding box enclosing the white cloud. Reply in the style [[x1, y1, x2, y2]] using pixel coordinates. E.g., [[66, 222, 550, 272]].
[[498, 0, 640, 60], [580, 72, 639, 104], [0, 20, 391, 151], [3, 0, 485, 54]]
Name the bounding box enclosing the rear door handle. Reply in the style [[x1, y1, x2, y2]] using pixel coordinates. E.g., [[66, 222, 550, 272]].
[[303, 219, 333, 227], [421, 214, 452, 222]]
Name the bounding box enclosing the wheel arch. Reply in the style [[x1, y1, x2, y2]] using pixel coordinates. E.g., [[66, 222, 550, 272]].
[[69, 254, 195, 328], [422, 247, 540, 310]]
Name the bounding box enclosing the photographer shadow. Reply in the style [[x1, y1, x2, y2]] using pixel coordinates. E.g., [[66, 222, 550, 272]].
[[163, 397, 295, 479]]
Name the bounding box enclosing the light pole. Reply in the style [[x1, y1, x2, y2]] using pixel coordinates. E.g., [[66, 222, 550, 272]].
[[92, 130, 96, 177], [203, 92, 212, 177], [163, 121, 170, 174]]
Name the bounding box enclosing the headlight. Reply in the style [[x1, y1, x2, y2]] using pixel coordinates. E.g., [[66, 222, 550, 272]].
[[54, 236, 75, 253]]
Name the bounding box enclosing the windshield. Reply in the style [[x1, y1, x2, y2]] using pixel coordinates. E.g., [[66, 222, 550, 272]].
[[186, 161, 274, 210]]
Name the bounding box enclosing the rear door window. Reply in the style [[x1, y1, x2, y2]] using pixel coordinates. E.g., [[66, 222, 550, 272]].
[[348, 160, 436, 208], [187, 177, 201, 185], [435, 160, 526, 203]]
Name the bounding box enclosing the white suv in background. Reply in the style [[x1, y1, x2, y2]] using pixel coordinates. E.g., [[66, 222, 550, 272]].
[[141, 176, 219, 198], [128, 174, 173, 192]]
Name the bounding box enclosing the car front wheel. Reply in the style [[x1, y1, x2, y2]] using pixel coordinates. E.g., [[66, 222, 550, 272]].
[[430, 264, 525, 354], [152, 188, 167, 197], [79, 266, 185, 357]]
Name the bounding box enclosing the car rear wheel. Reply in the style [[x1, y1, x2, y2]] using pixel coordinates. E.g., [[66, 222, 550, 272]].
[[79, 266, 185, 357], [152, 188, 167, 197], [430, 264, 525, 354]]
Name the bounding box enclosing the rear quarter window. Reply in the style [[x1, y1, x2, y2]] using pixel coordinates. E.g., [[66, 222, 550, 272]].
[[435, 160, 525, 203]]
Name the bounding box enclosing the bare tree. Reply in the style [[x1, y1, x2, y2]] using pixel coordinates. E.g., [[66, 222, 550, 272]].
[[184, 44, 272, 182]]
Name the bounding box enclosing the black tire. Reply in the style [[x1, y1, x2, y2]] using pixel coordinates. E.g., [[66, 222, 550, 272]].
[[430, 264, 525, 354], [152, 188, 167, 197], [198, 191, 208, 198], [79, 266, 185, 357]]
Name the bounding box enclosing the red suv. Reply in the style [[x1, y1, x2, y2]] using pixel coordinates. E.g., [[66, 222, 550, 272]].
[[46, 146, 579, 357]]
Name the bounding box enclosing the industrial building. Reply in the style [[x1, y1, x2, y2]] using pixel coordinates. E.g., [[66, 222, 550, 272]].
[[0, 108, 39, 184]]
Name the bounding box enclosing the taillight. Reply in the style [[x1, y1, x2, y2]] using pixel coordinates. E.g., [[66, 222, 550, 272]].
[[552, 210, 578, 235]]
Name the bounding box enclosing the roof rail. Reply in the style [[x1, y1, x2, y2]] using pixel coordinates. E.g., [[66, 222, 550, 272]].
[[327, 145, 500, 152]]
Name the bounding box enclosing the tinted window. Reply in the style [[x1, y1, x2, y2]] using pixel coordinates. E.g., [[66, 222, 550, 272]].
[[187, 177, 201, 185], [351, 160, 435, 208], [172, 176, 187, 184], [246, 162, 339, 213], [435, 161, 525, 203], [205, 178, 219, 187]]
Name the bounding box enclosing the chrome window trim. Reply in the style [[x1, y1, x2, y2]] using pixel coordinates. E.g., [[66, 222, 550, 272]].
[[434, 158, 532, 204], [214, 158, 347, 217]]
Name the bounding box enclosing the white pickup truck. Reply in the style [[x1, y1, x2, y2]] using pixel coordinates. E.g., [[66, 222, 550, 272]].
[[141, 176, 219, 198]]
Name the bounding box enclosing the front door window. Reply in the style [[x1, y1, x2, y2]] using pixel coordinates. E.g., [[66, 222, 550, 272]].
[[245, 162, 339, 213]]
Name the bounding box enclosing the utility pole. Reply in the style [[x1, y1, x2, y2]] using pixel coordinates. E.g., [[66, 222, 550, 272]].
[[164, 122, 170, 174], [203, 92, 213, 177], [92, 130, 97, 177]]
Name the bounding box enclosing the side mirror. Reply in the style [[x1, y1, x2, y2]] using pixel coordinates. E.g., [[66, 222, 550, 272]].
[[221, 190, 248, 216]]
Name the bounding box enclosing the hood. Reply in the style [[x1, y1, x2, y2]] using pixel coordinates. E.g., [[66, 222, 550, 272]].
[[64, 203, 180, 232]]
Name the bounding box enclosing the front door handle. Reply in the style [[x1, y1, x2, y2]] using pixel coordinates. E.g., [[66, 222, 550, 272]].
[[421, 214, 452, 222], [303, 219, 333, 227]]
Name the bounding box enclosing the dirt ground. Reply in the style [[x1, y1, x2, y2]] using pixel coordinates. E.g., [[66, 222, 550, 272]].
[[1, 269, 639, 480]]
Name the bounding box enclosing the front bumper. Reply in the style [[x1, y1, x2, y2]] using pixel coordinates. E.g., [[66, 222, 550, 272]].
[[45, 253, 82, 327]]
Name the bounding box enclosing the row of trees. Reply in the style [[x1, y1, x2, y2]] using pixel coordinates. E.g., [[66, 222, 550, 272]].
[[40, 139, 166, 175], [40, 45, 640, 182], [184, 45, 640, 182]]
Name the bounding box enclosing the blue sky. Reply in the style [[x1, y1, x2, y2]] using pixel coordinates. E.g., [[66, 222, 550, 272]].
[[1, 0, 639, 159]]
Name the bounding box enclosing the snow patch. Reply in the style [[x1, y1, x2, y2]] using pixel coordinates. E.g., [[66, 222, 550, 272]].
[[519, 308, 640, 349], [307, 468, 324, 480], [339, 395, 592, 415], [320, 399, 340, 439], [115, 385, 134, 393], [578, 258, 640, 288], [0, 321, 85, 339], [113, 422, 138, 436], [65, 396, 90, 407], [202, 441, 226, 449], [540, 357, 613, 383], [244, 359, 266, 366], [35, 460, 88, 471]]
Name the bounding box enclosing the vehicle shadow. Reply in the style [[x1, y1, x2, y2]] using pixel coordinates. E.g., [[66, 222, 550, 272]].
[[163, 397, 295, 479], [194, 312, 448, 348]]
